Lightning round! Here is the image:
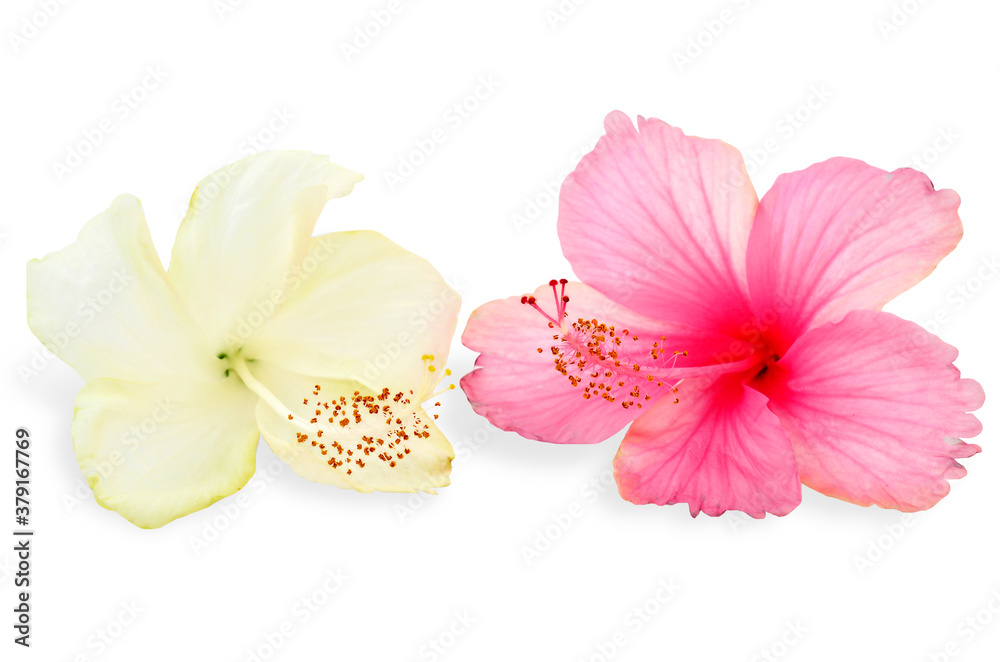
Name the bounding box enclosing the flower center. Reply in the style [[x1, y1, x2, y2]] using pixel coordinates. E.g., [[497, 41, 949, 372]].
[[523, 280, 685, 409], [750, 351, 782, 382], [230, 353, 453, 477]]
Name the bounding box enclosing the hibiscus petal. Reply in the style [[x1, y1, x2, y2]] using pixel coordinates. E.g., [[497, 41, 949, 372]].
[[243, 230, 460, 394], [746, 157, 963, 353], [72, 374, 260, 528], [251, 361, 453, 493], [168, 151, 363, 352], [461, 281, 757, 445], [26, 194, 213, 383], [558, 112, 758, 335], [613, 374, 802, 517], [759, 310, 984, 512]]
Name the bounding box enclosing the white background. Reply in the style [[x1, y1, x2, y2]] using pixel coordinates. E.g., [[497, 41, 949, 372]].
[[2, 0, 998, 660]]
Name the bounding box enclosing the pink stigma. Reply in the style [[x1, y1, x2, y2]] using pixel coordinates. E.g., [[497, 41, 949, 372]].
[[521, 278, 570, 328]]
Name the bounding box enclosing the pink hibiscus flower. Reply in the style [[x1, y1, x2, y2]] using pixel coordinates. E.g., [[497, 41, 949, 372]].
[[461, 111, 985, 518]]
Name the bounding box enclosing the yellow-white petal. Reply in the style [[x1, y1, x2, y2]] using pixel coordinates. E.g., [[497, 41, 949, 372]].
[[26, 194, 214, 383], [250, 360, 453, 493], [243, 230, 460, 395], [72, 374, 260, 528], [167, 151, 363, 352]]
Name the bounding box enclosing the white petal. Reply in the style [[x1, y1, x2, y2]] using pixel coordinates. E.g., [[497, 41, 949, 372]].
[[26, 194, 214, 383], [251, 360, 453, 493], [168, 151, 363, 352], [244, 230, 460, 395], [72, 374, 260, 528]]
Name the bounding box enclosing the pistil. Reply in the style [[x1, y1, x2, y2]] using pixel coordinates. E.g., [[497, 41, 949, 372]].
[[522, 280, 686, 409]]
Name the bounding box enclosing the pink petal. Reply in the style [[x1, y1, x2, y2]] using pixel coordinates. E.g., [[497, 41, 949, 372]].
[[746, 157, 963, 354], [558, 112, 758, 336], [758, 310, 984, 512], [460, 281, 757, 445], [613, 374, 802, 517]]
